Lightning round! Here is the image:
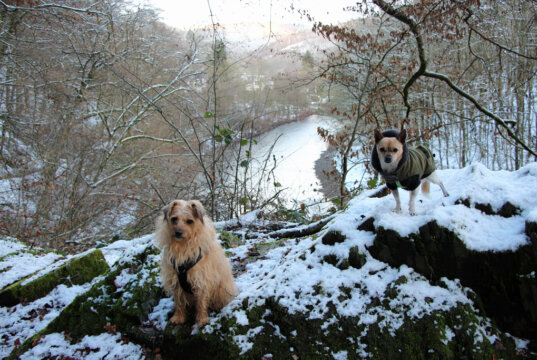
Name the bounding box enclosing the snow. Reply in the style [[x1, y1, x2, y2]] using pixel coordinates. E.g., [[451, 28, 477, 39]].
[[19, 332, 144, 360], [20, 248, 97, 286], [234, 309, 250, 326], [146, 297, 174, 331], [0, 238, 25, 258], [207, 163, 537, 354], [233, 325, 264, 355], [343, 162, 537, 252], [216, 224, 484, 342], [1, 162, 535, 358], [0, 251, 62, 289], [214, 209, 263, 229], [529, 208, 537, 223], [0, 177, 36, 214], [0, 283, 93, 358], [245, 115, 333, 207], [332, 350, 348, 360], [100, 234, 154, 266]]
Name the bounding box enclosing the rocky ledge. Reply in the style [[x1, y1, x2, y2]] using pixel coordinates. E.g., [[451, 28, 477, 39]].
[[1, 163, 536, 359]]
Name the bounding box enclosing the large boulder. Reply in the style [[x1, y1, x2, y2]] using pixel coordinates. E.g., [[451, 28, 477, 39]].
[[8, 225, 524, 359], [4, 163, 537, 359]]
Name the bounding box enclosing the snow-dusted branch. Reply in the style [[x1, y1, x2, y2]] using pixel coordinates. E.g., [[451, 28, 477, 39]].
[[0, 1, 106, 16], [373, 0, 537, 158]]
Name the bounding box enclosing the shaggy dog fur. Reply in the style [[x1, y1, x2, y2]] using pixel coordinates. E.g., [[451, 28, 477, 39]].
[[155, 199, 238, 327]]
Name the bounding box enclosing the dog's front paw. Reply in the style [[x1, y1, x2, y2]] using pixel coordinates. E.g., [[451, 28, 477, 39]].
[[196, 316, 209, 328], [393, 207, 402, 214], [170, 312, 185, 324]]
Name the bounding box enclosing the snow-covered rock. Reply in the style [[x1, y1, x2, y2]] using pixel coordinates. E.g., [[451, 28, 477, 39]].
[[2, 163, 536, 359]]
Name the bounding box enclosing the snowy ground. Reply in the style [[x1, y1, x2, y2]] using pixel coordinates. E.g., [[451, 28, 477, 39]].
[[341, 162, 537, 252], [1, 163, 535, 358], [210, 164, 535, 354]]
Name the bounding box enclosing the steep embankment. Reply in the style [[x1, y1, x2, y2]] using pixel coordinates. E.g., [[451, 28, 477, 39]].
[[1, 163, 536, 359]]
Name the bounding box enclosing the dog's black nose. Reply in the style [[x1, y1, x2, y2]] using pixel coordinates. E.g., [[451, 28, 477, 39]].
[[385, 155, 392, 163], [174, 229, 183, 238]]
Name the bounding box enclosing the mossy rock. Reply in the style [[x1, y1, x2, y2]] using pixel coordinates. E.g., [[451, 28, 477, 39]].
[[7, 217, 532, 359], [363, 303, 518, 360], [157, 296, 517, 359], [369, 221, 537, 345], [322, 230, 346, 245], [9, 242, 161, 359], [0, 249, 109, 306], [348, 246, 367, 269], [455, 198, 521, 218]]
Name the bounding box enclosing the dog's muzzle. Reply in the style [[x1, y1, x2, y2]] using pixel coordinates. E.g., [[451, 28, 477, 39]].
[[174, 229, 183, 239], [384, 155, 392, 163]]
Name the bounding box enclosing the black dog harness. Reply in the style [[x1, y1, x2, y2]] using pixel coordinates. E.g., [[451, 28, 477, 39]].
[[170, 248, 203, 295]]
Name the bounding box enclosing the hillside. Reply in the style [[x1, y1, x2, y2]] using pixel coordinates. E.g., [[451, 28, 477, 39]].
[[1, 163, 537, 359]]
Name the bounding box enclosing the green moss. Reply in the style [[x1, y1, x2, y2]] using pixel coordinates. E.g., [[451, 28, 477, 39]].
[[0, 253, 17, 263], [9, 243, 161, 359], [268, 299, 512, 360], [0, 249, 109, 306], [160, 302, 294, 360], [218, 230, 244, 249], [8, 215, 530, 360], [257, 239, 283, 254]]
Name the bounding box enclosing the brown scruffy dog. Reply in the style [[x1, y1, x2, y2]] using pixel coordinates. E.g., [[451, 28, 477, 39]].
[[155, 199, 238, 327]]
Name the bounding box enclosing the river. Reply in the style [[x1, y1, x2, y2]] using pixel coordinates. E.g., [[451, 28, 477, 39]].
[[247, 115, 334, 209]]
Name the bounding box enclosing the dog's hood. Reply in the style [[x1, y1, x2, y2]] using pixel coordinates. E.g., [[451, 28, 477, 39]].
[[371, 129, 409, 176]]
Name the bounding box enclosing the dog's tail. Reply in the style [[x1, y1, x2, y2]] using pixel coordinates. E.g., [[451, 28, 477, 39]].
[[421, 180, 430, 196]]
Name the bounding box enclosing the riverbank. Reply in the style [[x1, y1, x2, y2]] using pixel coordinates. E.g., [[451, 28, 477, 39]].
[[250, 109, 316, 138], [248, 113, 343, 209], [314, 146, 341, 202]]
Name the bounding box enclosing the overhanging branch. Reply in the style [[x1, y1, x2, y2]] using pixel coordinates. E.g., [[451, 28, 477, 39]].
[[372, 0, 537, 157]]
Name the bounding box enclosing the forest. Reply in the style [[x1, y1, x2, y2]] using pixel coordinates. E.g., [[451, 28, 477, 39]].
[[1, 0, 536, 252]]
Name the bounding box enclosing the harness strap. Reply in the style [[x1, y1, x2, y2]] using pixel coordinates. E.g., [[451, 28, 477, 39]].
[[171, 248, 203, 295]]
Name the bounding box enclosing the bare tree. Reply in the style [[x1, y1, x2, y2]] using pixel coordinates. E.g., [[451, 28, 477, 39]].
[[310, 0, 537, 208]]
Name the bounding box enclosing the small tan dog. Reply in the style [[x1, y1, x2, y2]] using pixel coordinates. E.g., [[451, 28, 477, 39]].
[[371, 129, 449, 215], [155, 199, 238, 327]]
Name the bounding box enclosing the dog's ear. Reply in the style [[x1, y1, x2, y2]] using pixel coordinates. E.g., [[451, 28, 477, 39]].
[[189, 200, 205, 224], [374, 129, 383, 143], [397, 129, 407, 143], [161, 201, 178, 222], [161, 204, 169, 222]]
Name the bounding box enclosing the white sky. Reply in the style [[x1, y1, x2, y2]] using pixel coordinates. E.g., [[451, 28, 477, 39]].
[[146, 0, 358, 29]]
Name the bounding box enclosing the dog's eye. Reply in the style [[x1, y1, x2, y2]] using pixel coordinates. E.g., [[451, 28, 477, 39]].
[[171, 217, 178, 224], [186, 219, 194, 225], [379, 147, 385, 152], [393, 149, 398, 153]]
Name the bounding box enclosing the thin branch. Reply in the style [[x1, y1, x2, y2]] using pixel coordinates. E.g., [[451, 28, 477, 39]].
[[464, 9, 537, 61]]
